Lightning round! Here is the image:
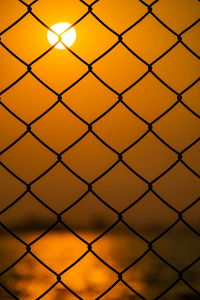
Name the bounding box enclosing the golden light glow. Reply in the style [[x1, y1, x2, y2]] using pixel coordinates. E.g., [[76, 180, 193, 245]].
[[47, 22, 76, 49]]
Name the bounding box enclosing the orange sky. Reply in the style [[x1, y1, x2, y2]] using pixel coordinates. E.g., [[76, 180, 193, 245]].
[[0, 0, 200, 236]]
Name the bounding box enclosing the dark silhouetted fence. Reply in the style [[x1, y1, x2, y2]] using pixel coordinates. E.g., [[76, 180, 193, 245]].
[[0, 0, 200, 299]]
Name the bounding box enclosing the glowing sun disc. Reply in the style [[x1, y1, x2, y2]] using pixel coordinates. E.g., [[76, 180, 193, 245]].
[[47, 22, 76, 49]]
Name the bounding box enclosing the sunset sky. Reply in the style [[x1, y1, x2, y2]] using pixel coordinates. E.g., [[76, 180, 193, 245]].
[[0, 0, 200, 238]]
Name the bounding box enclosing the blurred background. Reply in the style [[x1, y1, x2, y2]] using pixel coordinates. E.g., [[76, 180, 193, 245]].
[[0, 0, 200, 299]]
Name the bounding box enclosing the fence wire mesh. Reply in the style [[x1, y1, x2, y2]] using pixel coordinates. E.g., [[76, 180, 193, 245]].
[[0, 0, 200, 299]]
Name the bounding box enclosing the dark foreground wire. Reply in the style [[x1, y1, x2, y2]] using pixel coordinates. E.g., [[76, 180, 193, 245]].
[[0, 0, 200, 299]]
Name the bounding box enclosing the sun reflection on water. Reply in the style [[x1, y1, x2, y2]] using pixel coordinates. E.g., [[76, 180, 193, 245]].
[[1, 231, 145, 299], [0, 231, 199, 299]]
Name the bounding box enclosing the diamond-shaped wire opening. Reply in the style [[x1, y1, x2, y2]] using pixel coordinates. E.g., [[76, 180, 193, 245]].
[[32, 163, 87, 212], [154, 103, 200, 151], [0, 193, 56, 243], [94, 43, 147, 92], [123, 132, 177, 181], [93, 103, 147, 152], [32, 103, 87, 152], [61, 252, 117, 299], [1, 134, 55, 182], [61, 193, 117, 240], [123, 192, 177, 240], [154, 44, 200, 92], [124, 14, 177, 62], [154, 222, 200, 270], [124, 73, 175, 122], [31, 223, 87, 273], [93, 162, 147, 210], [93, 222, 147, 271], [1, 74, 56, 123], [2, 14, 50, 63], [123, 251, 178, 299], [71, 14, 117, 62], [154, 163, 200, 210], [32, 47, 88, 93], [62, 73, 117, 123], [62, 133, 116, 182]]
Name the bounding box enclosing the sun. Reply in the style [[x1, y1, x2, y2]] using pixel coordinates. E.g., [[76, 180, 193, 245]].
[[47, 22, 76, 49]]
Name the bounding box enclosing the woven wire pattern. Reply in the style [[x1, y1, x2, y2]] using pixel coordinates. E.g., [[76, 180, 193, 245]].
[[0, 0, 200, 299]]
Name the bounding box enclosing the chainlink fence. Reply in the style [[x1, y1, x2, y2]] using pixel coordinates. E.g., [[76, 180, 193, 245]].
[[0, 0, 200, 299]]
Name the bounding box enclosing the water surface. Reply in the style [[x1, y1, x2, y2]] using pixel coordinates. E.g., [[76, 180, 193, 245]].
[[0, 230, 199, 299]]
